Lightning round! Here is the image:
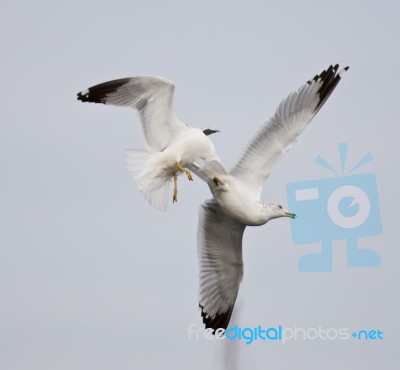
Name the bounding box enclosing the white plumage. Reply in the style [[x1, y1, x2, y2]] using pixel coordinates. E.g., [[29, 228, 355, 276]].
[[77, 76, 220, 210], [193, 64, 349, 331]]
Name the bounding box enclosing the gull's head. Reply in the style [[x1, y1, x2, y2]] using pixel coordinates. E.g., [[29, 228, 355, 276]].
[[261, 203, 296, 222], [202, 128, 220, 136], [274, 203, 296, 219]]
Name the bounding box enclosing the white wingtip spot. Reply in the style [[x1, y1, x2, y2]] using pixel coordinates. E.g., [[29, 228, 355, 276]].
[[80, 89, 89, 96], [339, 66, 349, 77]]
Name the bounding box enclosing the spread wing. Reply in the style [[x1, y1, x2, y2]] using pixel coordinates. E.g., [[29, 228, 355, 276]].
[[77, 76, 188, 151], [197, 199, 246, 331], [230, 64, 349, 197]]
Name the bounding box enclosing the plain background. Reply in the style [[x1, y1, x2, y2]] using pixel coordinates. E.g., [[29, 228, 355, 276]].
[[1, 0, 399, 369]]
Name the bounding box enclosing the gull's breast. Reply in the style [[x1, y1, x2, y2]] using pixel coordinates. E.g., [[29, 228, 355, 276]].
[[213, 179, 266, 226]]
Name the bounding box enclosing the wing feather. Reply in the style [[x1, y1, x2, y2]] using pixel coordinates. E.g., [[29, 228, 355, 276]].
[[197, 200, 246, 332], [230, 65, 348, 197], [77, 76, 188, 151]]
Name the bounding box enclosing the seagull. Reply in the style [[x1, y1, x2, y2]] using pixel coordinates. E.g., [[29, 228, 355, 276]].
[[77, 76, 221, 210], [194, 64, 349, 331]]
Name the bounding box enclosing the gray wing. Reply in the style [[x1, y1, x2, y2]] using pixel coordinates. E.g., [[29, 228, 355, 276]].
[[187, 158, 228, 183], [77, 76, 188, 151], [230, 64, 349, 197], [198, 199, 246, 331]]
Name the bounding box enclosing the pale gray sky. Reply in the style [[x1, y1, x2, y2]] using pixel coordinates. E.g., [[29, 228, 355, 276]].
[[1, 0, 399, 369]]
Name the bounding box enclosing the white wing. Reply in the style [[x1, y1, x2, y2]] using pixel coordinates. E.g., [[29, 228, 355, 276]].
[[230, 64, 348, 197], [77, 76, 188, 151], [198, 199, 246, 331], [187, 158, 228, 183]]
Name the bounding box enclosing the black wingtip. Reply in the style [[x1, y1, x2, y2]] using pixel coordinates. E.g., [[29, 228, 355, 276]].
[[77, 90, 96, 103], [199, 304, 234, 334], [76, 88, 107, 104], [76, 77, 132, 104], [308, 63, 349, 114]]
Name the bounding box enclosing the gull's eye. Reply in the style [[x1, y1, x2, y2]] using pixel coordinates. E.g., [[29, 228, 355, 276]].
[[278, 205, 282, 209]]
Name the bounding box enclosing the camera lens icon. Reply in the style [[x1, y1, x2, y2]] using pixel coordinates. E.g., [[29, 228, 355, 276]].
[[286, 144, 382, 271], [327, 185, 370, 229], [286, 174, 382, 245]]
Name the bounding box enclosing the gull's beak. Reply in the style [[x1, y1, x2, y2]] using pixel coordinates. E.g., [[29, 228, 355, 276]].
[[284, 211, 297, 219], [202, 128, 220, 136]]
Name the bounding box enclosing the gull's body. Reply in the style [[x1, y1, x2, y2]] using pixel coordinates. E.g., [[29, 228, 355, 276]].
[[77, 76, 219, 210], [192, 64, 349, 331], [210, 172, 274, 226]]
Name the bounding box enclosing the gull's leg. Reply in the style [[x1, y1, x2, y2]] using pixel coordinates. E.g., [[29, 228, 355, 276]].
[[176, 162, 193, 181], [213, 177, 224, 186], [173, 174, 178, 203]]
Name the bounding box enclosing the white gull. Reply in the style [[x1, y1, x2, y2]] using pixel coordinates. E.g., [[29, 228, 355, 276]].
[[77, 76, 220, 210], [192, 64, 349, 331]]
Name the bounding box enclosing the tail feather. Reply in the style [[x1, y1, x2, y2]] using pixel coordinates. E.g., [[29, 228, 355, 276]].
[[142, 182, 170, 211], [125, 149, 170, 211]]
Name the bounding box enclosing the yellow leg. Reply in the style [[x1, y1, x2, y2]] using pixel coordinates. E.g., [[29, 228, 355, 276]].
[[176, 162, 193, 181], [213, 177, 224, 186], [173, 174, 178, 203]]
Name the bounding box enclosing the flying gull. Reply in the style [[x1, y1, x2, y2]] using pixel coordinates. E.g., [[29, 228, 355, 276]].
[[77, 76, 221, 210], [193, 64, 349, 331]]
